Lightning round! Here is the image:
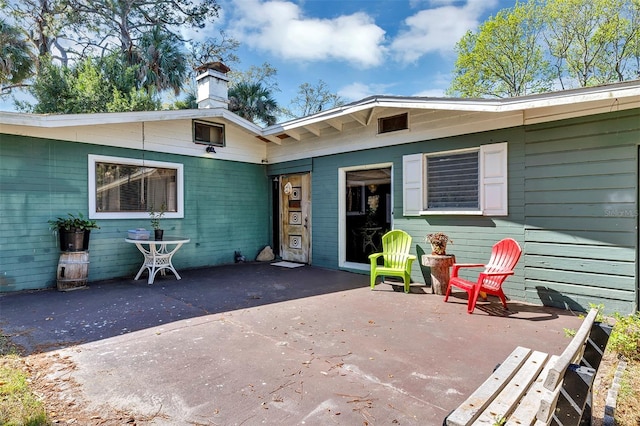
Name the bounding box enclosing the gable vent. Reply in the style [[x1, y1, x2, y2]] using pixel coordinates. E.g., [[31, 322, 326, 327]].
[[378, 113, 408, 134]]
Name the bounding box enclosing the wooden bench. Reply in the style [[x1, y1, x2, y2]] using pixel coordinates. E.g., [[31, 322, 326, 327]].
[[445, 308, 612, 426]]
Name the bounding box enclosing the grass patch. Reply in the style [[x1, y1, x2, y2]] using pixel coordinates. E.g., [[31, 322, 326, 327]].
[[608, 311, 640, 426], [0, 356, 49, 426], [0, 334, 49, 426], [615, 360, 640, 426]]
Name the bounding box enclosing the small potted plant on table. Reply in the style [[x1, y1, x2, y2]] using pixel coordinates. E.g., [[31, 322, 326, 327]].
[[423, 232, 455, 295], [149, 204, 166, 240], [426, 232, 452, 255]]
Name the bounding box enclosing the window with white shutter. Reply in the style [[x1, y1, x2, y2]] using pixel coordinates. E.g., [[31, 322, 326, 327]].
[[402, 142, 507, 216], [427, 150, 479, 210]]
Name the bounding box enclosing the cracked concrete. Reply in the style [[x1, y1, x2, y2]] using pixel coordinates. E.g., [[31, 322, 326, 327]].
[[0, 262, 585, 425]]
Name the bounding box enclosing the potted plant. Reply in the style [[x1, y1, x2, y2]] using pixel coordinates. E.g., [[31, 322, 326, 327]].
[[149, 203, 166, 240], [426, 232, 452, 255], [49, 213, 100, 252]]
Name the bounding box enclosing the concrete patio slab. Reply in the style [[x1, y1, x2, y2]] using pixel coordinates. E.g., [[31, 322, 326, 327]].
[[0, 262, 585, 425]]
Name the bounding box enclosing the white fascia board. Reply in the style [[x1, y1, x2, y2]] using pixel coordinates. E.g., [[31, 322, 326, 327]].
[[2, 81, 638, 141], [262, 81, 640, 136], [0, 108, 263, 135]]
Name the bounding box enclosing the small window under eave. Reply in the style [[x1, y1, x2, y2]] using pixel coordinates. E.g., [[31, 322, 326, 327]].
[[378, 112, 408, 134], [193, 120, 225, 147]]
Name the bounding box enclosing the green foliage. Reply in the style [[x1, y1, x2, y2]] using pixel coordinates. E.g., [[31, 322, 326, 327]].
[[0, 18, 33, 89], [449, 0, 552, 98], [228, 62, 280, 94], [149, 203, 167, 230], [188, 31, 240, 70], [588, 303, 608, 324], [136, 25, 187, 95], [107, 87, 160, 112], [544, 0, 638, 86], [565, 303, 640, 361], [1, 0, 223, 108], [229, 81, 279, 126], [16, 57, 71, 113], [172, 92, 198, 110], [20, 55, 160, 113], [449, 0, 640, 98], [608, 311, 640, 361], [61, 0, 219, 65], [0, 357, 48, 426], [564, 303, 607, 337], [48, 212, 99, 232], [282, 79, 345, 119]]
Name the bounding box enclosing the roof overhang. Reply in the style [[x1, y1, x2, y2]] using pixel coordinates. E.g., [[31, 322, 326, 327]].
[[0, 107, 263, 134], [1, 80, 639, 146], [263, 80, 640, 141]]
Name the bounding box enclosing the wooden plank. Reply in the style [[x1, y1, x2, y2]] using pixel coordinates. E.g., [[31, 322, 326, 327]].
[[524, 268, 633, 289], [505, 355, 559, 426], [536, 384, 562, 423], [524, 229, 635, 247], [474, 350, 549, 425], [524, 145, 633, 167], [543, 309, 598, 391], [524, 173, 636, 192], [524, 216, 636, 233], [446, 347, 532, 426]]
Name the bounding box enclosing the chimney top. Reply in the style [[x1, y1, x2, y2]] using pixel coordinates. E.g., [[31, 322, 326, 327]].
[[196, 62, 230, 109], [195, 61, 231, 75]]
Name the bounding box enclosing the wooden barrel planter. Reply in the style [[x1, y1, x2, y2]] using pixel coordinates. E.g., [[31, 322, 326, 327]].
[[57, 251, 89, 291]]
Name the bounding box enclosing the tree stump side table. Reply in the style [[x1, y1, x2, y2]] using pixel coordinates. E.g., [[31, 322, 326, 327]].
[[421, 254, 456, 295]]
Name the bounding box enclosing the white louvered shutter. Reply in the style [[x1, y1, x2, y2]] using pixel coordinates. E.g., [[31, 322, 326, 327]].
[[403, 153, 424, 216]]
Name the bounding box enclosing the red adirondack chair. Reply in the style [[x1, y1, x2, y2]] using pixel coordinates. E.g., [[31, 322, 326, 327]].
[[444, 238, 522, 314]]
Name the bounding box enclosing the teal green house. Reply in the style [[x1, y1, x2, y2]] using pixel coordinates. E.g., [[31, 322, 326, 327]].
[[1, 65, 639, 314]]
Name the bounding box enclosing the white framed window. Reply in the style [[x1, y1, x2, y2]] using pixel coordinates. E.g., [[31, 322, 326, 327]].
[[193, 120, 225, 146], [402, 142, 508, 216], [88, 154, 184, 219]]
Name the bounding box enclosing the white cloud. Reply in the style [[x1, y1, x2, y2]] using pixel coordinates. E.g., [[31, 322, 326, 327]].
[[226, 0, 387, 68], [338, 82, 395, 101], [390, 0, 498, 64]]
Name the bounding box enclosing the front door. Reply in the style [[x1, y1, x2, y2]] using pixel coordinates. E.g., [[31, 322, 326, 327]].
[[343, 166, 392, 265], [279, 173, 311, 263]]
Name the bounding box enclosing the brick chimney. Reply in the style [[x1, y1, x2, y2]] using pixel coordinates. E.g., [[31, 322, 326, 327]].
[[196, 62, 231, 109]]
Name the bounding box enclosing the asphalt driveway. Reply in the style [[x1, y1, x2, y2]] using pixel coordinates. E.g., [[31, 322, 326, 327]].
[[0, 262, 585, 425]]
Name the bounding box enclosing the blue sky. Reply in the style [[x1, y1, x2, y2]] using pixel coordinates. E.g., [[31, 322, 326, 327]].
[[210, 0, 515, 109], [1, 0, 518, 113]]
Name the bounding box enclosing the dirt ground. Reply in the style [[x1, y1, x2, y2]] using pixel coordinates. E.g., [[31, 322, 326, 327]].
[[4, 352, 147, 425], [591, 349, 618, 426]]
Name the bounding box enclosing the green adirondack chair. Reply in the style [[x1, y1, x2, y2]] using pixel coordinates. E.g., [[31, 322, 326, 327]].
[[369, 230, 416, 293]]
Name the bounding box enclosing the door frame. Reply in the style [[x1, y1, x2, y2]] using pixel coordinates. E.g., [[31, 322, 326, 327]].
[[278, 173, 312, 264], [338, 162, 393, 270]]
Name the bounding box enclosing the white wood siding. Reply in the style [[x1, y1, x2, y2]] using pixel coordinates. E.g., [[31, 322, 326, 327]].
[[1, 119, 267, 164]]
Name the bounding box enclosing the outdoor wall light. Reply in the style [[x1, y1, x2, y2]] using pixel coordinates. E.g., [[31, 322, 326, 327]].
[[206, 145, 216, 153]]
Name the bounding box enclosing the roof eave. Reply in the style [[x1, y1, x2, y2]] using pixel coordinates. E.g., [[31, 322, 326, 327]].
[[0, 108, 263, 135], [263, 80, 640, 136]]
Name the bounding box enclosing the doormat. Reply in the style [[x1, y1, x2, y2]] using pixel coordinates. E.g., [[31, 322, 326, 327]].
[[271, 261, 305, 268]]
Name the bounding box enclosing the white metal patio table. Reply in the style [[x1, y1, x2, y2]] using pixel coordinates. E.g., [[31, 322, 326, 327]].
[[125, 236, 190, 284]]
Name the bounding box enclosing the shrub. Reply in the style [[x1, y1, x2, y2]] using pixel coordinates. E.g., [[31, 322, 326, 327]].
[[608, 311, 640, 361]]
